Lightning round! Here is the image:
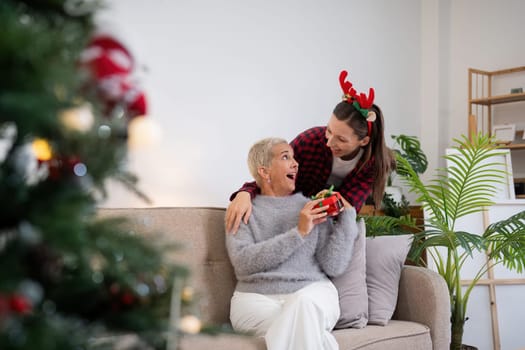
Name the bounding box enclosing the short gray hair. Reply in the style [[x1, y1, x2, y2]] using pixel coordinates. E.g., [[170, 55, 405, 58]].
[[247, 137, 288, 186]]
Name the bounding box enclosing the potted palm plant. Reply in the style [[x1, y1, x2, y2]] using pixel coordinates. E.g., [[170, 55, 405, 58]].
[[395, 133, 525, 350]]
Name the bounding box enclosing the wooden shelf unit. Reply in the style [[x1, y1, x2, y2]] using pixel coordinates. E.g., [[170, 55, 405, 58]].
[[505, 143, 525, 149], [470, 91, 525, 105], [468, 66, 525, 150]]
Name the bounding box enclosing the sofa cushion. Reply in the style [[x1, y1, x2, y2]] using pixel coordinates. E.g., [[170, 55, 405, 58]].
[[180, 333, 266, 350], [179, 320, 431, 350], [332, 218, 368, 329], [333, 320, 431, 350], [366, 235, 412, 326]]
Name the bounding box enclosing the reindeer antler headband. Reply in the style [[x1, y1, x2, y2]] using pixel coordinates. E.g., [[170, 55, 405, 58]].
[[339, 70, 376, 136]]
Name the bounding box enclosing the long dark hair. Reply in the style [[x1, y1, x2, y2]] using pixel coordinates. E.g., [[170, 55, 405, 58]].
[[333, 101, 395, 208]]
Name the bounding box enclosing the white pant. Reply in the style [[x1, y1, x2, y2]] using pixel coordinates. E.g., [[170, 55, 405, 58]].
[[230, 280, 340, 350]]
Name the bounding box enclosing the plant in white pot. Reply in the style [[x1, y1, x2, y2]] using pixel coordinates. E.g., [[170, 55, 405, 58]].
[[395, 133, 525, 350]]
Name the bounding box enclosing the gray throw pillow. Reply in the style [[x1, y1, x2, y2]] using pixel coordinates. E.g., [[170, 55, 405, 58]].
[[366, 234, 412, 326], [332, 218, 368, 329]]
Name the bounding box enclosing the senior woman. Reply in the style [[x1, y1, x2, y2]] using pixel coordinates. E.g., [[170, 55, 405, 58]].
[[225, 137, 359, 350]]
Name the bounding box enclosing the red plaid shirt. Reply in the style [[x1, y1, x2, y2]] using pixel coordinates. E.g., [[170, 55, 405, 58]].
[[232, 126, 374, 212]]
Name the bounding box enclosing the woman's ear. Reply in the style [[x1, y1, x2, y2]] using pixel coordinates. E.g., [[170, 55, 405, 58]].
[[257, 166, 270, 182], [359, 136, 370, 147]]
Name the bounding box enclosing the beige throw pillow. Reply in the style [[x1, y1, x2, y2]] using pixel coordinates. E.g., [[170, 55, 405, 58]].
[[332, 218, 368, 329], [365, 234, 412, 326]]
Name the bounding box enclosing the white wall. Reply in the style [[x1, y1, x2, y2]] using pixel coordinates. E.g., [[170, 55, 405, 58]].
[[96, 0, 422, 208], [97, 1, 525, 208]]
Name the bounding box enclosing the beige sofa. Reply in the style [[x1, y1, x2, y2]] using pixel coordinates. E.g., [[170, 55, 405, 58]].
[[99, 207, 451, 350]]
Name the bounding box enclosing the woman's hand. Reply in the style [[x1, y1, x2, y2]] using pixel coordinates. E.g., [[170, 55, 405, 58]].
[[225, 191, 252, 234], [297, 199, 328, 237]]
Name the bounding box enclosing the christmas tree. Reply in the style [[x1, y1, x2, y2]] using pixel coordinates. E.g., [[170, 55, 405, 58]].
[[0, 1, 183, 349]]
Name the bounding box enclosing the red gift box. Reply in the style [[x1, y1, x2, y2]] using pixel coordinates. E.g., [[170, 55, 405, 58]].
[[317, 192, 344, 217]]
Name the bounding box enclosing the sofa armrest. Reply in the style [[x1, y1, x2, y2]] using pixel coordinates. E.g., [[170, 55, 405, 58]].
[[394, 265, 451, 350]]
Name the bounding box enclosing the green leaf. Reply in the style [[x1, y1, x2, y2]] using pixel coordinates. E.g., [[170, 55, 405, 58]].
[[485, 210, 525, 272], [359, 214, 418, 237], [391, 134, 428, 174]]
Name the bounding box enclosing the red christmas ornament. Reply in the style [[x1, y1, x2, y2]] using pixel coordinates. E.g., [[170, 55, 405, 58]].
[[99, 78, 147, 117], [123, 85, 147, 118], [44, 155, 81, 181], [81, 35, 134, 79], [9, 294, 32, 314], [80, 34, 148, 119], [121, 291, 135, 306]]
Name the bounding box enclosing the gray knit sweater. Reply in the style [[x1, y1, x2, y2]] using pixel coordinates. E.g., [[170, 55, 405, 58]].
[[226, 193, 358, 294]]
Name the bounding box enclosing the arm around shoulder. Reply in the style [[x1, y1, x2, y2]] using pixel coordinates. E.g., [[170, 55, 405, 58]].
[[226, 191, 253, 234], [229, 181, 259, 201]]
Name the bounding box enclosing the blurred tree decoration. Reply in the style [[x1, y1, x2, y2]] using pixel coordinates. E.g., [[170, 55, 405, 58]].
[[0, 1, 184, 349]]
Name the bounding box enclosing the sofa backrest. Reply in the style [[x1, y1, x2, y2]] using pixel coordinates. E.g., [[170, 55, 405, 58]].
[[97, 207, 235, 325]]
